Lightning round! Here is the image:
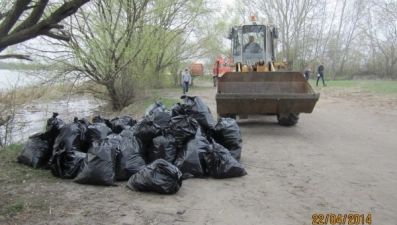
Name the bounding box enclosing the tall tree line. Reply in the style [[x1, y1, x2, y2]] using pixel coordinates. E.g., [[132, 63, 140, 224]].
[[2, 0, 396, 111], [239, 0, 397, 80]]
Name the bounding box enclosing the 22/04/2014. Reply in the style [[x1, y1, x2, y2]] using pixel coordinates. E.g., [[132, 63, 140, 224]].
[[312, 214, 372, 225]]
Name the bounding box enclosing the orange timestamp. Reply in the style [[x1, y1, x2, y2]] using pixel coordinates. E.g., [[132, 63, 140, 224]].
[[312, 214, 372, 224]]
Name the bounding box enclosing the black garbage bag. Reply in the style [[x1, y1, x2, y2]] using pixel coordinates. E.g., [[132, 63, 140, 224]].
[[52, 118, 88, 153], [77, 117, 91, 127], [171, 103, 184, 117], [204, 141, 247, 179], [213, 118, 243, 161], [92, 115, 112, 128], [145, 100, 166, 116], [174, 127, 210, 178], [121, 115, 137, 126], [151, 110, 172, 130], [181, 96, 215, 131], [133, 116, 161, 146], [107, 133, 122, 150], [42, 112, 66, 140], [164, 109, 172, 116], [85, 123, 112, 143], [126, 159, 183, 194], [115, 136, 147, 181], [110, 115, 136, 134], [50, 149, 86, 179], [169, 115, 199, 145], [120, 128, 135, 138], [17, 133, 51, 169], [74, 139, 117, 186], [147, 130, 178, 164]]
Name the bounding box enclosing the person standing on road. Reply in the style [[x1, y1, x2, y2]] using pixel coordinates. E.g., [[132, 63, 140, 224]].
[[304, 68, 311, 81], [182, 69, 191, 94], [316, 62, 326, 87]]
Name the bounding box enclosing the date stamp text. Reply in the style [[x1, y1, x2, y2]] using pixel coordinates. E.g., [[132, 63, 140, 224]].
[[312, 214, 372, 224]]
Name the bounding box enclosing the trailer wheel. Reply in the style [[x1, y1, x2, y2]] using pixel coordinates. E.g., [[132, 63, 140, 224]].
[[277, 113, 299, 126]]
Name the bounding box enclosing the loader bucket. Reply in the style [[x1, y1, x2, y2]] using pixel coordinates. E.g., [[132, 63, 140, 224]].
[[215, 72, 320, 116]]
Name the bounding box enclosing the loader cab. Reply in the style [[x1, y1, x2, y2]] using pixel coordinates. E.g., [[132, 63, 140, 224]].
[[228, 24, 277, 65]]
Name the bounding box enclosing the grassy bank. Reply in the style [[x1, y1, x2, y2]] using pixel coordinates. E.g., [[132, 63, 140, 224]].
[[309, 80, 397, 95], [122, 85, 212, 117], [0, 144, 54, 220], [0, 144, 52, 184], [0, 82, 87, 102]]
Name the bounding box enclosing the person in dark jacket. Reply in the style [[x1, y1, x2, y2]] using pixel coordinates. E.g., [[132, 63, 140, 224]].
[[243, 36, 261, 53], [304, 68, 311, 81], [316, 62, 326, 87]]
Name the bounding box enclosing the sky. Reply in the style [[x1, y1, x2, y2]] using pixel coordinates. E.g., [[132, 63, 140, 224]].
[[217, 0, 235, 9]]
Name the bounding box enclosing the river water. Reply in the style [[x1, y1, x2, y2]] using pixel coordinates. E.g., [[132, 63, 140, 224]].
[[0, 70, 100, 144], [0, 69, 34, 90]]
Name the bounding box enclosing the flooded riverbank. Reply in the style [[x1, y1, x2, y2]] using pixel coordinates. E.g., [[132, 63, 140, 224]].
[[2, 96, 101, 144], [0, 70, 103, 144]]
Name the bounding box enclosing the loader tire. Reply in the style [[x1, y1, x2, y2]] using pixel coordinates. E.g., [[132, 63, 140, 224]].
[[277, 113, 299, 126]]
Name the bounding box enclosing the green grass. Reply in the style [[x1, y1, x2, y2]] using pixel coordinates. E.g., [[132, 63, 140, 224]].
[[309, 80, 397, 95], [151, 86, 212, 94], [29, 200, 50, 211], [0, 143, 53, 184], [123, 84, 213, 117], [360, 81, 397, 94], [195, 75, 214, 83], [122, 97, 181, 117], [3, 203, 24, 217]]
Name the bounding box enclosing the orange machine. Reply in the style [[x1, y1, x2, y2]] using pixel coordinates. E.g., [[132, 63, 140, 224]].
[[189, 63, 204, 77], [212, 57, 233, 86], [189, 63, 204, 85]]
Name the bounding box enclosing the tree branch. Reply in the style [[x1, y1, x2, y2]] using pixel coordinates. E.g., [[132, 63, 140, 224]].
[[0, 11, 8, 21], [0, 0, 90, 52], [43, 31, 70, 42], [0, 54, 32, 61], [12, 0, 49, 34], [0, 0, 32, 36]]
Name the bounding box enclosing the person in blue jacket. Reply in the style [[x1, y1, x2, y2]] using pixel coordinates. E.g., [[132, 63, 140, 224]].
[[316, 62, 326, 87], [181, 69, 191, 94]]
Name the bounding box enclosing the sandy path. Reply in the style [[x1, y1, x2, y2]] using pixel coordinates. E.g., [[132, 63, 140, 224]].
[[2, 83, 397, 225]]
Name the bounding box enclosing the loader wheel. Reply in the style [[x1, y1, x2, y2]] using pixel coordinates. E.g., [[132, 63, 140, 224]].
[[277, 113, 299, 126]]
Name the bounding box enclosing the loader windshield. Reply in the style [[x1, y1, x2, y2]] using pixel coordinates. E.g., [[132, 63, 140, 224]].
[[232, 25, 272, 64], [242, 25, 266, 63]]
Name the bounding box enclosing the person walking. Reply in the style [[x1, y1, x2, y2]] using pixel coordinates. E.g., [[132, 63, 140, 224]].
[[304, 68, 311, 81], [316, 62, 326, 87], [181, 69, 191, 94]]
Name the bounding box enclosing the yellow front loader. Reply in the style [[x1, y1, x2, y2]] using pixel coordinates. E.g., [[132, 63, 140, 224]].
[[216, 18, 320, 126]]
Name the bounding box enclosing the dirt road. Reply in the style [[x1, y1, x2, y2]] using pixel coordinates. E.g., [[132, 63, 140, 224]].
[[1, 83, 397, 225]]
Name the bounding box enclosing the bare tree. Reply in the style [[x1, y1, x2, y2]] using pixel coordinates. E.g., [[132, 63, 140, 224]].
[[0, 0, 90, 61], [27, 0, 217, 110], [140, 0, 216, 85], [362, 0, 397, 79]]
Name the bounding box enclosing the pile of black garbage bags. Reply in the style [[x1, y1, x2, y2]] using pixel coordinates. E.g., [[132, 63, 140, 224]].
[[17, 96, 246, 194]]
